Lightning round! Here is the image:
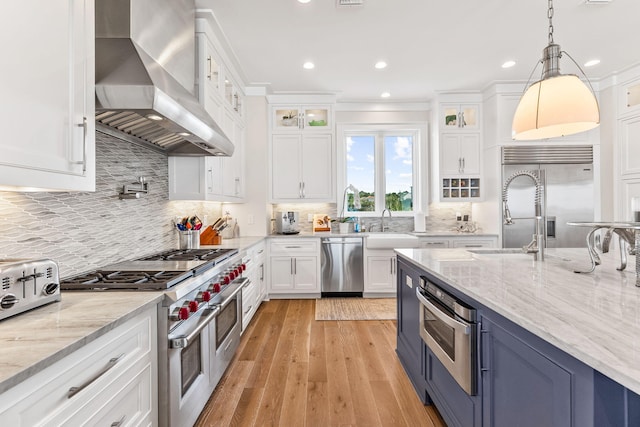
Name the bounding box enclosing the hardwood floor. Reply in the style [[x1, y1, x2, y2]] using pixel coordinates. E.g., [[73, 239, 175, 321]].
[[195, 299, 446, 427]]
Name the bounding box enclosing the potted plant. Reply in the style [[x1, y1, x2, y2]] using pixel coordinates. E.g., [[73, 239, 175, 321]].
[[332, 216, 353, 234]]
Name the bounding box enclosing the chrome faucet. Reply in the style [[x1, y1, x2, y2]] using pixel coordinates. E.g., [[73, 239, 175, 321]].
[[380, 208, 392, 232], [502, 170, 545, 260]]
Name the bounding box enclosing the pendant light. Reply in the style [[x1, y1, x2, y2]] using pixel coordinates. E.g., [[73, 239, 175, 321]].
[[512, 0, 600, 141]]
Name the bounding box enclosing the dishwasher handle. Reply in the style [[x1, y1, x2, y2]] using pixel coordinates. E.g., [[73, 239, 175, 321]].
[[321, 238, 363, 244]]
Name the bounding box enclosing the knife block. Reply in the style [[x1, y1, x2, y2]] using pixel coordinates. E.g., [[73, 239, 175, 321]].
[[200, 226, 222, 245]]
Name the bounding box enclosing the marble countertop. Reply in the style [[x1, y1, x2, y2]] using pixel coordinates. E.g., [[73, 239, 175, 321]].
[[395, 247, 640, 395], [0, 291, 163, 394]]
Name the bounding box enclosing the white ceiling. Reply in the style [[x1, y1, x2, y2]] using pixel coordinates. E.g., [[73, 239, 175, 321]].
[[198, 0, 640, 102]]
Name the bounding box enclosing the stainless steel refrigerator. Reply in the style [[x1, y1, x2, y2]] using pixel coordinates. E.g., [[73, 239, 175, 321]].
[[502, 145, 594, 249]]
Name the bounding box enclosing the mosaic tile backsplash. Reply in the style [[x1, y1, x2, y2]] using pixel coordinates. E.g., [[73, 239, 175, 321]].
[[0, 132, 221, 278]]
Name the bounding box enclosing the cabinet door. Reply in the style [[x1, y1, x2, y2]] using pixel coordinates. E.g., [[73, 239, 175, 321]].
[[419, 238, 450, 248], [269, 257, 295, 291], [302, 106, 331, 131], [292, 257, 318, 291], [396, 260, 428, 402], [271, 134, 303, 200], [441, 134, 463, 175], [619, 115, 640, 176], [300, 134, 333, 200], [366, 256, 396, 293], [168, 157, 207, 200], [222, 122, 244, 199], [451, 238, 496, 249], [0, 0, 95, 191], [459, 134, 481, 174], [273, 106, 302, 131], [481, 316, 572, 427], [206, 156, 223, 197], [195, 33, 222, 123]]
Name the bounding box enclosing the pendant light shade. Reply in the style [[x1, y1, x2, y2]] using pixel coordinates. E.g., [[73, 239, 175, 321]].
[[511, 0, 600, 141], [512, 74, 600, 140]]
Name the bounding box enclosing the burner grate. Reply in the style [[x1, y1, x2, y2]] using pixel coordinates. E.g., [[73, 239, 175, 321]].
[[61, 270, 192, 290], [137, 248, 235, 263]]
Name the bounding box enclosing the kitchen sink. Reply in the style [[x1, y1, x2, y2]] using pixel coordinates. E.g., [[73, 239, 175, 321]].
[[366, 233, 420, 249]]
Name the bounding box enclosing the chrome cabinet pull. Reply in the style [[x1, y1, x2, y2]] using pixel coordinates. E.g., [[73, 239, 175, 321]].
[[299, 112, 304, 129], [235, 177, 240, 196], [67, 352, 125, 398], [293, 258, 297, 275], [72, 117, 88, 173], [458, 157, 462, 173], [291, 258, 294, 275], [206, 55, 212, 80], [301, 182, 306, 198], [244, 305, 253, 315], [260, 264, 264, 281], [299, 182, 303, 198], [111, 416, 126, 427], [462, 157, 465, 172]]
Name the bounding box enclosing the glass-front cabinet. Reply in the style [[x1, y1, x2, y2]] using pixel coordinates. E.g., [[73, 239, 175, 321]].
[[440, 104, 480, 131], [272, 105, 331, 131]]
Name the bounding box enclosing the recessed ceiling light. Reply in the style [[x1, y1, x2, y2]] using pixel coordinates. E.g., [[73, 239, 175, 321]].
[[298, 0, 311, 3], [146, 114, 163, 121], [303, 62, 315, 69], [375, 61, 387, 69], [381, 92, 391, 98], [584, 59, 601, 67], [502, 60, 516, 69]]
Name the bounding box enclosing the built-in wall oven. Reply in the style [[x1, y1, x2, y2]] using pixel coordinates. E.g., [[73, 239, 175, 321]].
[[416, 276, 477, 395]]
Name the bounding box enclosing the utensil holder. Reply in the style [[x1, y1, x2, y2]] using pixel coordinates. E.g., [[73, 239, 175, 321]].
[[178, 230, 200, 249], [200, 226, 222, 245]]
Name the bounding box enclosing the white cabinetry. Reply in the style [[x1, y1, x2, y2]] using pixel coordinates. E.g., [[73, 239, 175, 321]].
[[417, 235, 498, 248], [272, 105, 332, 132], [0, 0, 95, 191], [269, 238, 320, 297], [438, 96, 482, 202], [0, 307, 158, 426], [242, 241, 266, 332], [271, 133, 333, 201], [441, 103, 480, 131], [364, 250, 397, 296]]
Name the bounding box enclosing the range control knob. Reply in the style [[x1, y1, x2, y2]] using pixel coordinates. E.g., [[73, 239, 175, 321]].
[[223, 275, 231, 285], [199, 290, 212, 302], [43, 282, 59, 296], [0, 294, 18, 310], [212, 282, 222, 293], [235, 267, 241, 276], [241, 263, 247, 272], [188, 300, 199, 312], [229, 270, 236, 280], [171, 306, 190, 321]]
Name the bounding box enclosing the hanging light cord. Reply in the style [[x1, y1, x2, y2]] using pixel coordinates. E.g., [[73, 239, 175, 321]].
[[548, 0, 554, 45]]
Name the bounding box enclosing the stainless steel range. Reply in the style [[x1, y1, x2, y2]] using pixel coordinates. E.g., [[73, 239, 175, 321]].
[[0, 259, 61, 321], [60, 248, 249, 427]]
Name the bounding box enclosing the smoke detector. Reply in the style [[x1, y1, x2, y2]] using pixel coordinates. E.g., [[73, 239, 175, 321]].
[[337, 0, 364, 7]]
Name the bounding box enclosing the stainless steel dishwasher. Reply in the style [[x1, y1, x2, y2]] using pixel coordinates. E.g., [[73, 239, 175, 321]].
[[321, 237, 364, 297]]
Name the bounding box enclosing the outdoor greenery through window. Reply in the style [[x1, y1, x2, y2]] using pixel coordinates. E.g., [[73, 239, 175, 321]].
[[344, 130, 416, 214]]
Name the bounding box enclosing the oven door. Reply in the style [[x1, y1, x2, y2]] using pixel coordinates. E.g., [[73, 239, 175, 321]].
[[416, 287, 476, 395], [167, 306, 218, 427], [210, 279, 245, 389]]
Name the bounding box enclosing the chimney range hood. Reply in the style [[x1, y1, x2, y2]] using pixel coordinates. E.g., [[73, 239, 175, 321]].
[[95, 0, 234, 157]]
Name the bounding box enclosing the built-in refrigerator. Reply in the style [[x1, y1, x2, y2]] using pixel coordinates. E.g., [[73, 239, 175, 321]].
[[502, 145, 594, 249]]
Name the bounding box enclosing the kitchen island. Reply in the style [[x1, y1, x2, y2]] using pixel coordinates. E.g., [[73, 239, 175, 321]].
[[396, 247, 640, 427]]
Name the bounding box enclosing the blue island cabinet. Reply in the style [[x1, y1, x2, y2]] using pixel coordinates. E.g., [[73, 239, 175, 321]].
[[480, 312, 594, 427], [396, 258, 428, 403]]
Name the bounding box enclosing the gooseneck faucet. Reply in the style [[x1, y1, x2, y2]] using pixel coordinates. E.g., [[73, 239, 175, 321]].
[[502, 170, 545, 260], [381, 208, 392, 232]]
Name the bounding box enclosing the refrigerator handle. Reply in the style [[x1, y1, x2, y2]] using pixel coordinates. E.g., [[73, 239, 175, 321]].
[[546, 216, 556, 238]]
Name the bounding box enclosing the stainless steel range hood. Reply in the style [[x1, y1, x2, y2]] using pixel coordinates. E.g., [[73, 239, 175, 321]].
[[95, 0, 233, 156]]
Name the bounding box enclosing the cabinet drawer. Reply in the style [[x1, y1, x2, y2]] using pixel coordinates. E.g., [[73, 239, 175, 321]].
[[419, 239, 450, 248], [49, 359, 154, 427], [451, 239, 496, 248], [0, 310, 154, 425], [270, 239, 318, 255]]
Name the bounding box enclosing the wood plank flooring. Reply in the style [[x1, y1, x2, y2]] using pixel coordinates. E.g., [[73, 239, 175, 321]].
[[195, 299, 445, 427]]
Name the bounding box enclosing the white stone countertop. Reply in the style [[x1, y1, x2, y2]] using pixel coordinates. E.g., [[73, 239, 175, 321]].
[[267, 232, 498, 238], [201, 235, 266, 250], [395, 247, 640, 395], [0, 291, 163, 394]]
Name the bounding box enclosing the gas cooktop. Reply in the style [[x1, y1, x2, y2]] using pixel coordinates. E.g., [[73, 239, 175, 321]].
[[60, 248, 238, 291]]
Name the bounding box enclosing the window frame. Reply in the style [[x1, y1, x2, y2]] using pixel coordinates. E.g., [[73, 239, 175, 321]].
[[338, 123, 425, 217]]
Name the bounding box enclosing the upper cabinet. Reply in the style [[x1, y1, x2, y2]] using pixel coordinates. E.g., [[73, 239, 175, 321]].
[[437, 95, 482, 201], [0, 0, 95, 191], [268, 97, 335, 203], [440, 103, 480, 131], [272, 106, 332, 132]]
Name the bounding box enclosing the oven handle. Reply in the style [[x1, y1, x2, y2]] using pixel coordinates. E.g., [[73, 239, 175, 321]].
[[219, 277, 249, 309], [170, 306, 220, 349], [416, 287, 471, 335]]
